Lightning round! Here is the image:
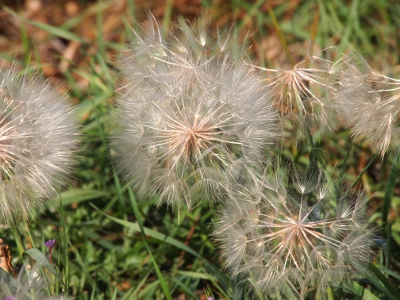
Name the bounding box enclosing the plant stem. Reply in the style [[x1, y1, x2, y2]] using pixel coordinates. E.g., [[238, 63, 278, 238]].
[[10, 223, 25, 258]]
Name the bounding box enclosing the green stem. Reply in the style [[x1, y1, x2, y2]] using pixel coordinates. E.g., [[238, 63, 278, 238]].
[[327, 287, 335, 300], [349, 153, 377, 189], [9, 223, 35, 299], [128, 188, 173, 300], [340, 141, 354, 171], [10, 223, 25, 258], [385, 222, 392, 276], [382, 151, 399, 227], [162, 0, 174, 35], [59, 195, 69, 295]]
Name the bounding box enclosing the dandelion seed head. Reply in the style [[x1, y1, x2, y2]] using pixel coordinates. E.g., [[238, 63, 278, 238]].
[[333, 50, 400, 156], [112, 17, 280, 209], [214, 165, 373, 298], [256, 51, 337, 139], [0, 67, 78, 224]]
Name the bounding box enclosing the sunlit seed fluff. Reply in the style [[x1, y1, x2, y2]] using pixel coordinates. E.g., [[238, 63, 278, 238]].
[[214, 164, 373, 299], [254, 50, 337, 138], [112, 16, 281, 209], [0, 67, 78, 224], [332, 50, 400, 156]]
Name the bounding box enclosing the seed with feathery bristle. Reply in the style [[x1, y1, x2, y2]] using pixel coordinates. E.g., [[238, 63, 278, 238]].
[[252, 52, 336, 136], [214, 163, 373, 299], [332, 50, 400, 156], [0, 67, 78, 224]]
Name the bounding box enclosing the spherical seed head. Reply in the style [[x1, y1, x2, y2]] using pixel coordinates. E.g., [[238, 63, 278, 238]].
[[112, 16, 281, 209], [214, 165, 374, 298], [0, 67, 78, 224], [332, 50, 400, 156]]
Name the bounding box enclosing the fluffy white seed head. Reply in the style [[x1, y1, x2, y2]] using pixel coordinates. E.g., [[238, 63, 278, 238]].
[[0, 67, 78, 224], [332, 51, 400, 156], [254, 50, 337, 138], [112, 17, 281, 209], [214, 164, 373, 298]]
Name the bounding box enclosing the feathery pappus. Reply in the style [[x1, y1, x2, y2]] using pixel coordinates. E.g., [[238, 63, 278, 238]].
[[0, 67, 78, 224], [112, 15, 281, 209]]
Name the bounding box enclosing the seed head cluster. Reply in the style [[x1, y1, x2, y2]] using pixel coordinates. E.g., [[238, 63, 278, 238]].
[[0, 68, 78, 224], [109, 19, 386, 296], [112, 17, 280, 209], [253, 48, 400, 154], [0, 13, 394, 300], [214, 163, 373, 298]]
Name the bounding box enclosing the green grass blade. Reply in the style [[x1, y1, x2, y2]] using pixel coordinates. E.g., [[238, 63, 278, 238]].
[[24, 248, 65, 286], [26, 21, 85, 43], [386, 223, 392, 275], [351, 281, 379, 300], [162, 0, 174, 34], [91, 203, 232, 295], [350, 154, 378, 189], [382, 152, 399, 227], [111, 287, 118, 300], [122, 268, 153, 300], [96, 0, 105, 58], [46, 189, 109, 208], [59, 195, 69, 296], [67, 236, 100, 294], [378, 267, 400, 281], [171, 276, 200, 300], [338, 0, 359, 51], [76, 94, 111, 119], [367, 263, 400, 299], [128, 188, 173, 300], [4, 7, 85, 43], [176, 270, 216, 281]]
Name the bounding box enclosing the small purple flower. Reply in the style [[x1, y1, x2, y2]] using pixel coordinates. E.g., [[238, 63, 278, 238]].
[[44, 239, 56, 264], [44, 239, 56, 250], [4, 296, 16, 300]]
